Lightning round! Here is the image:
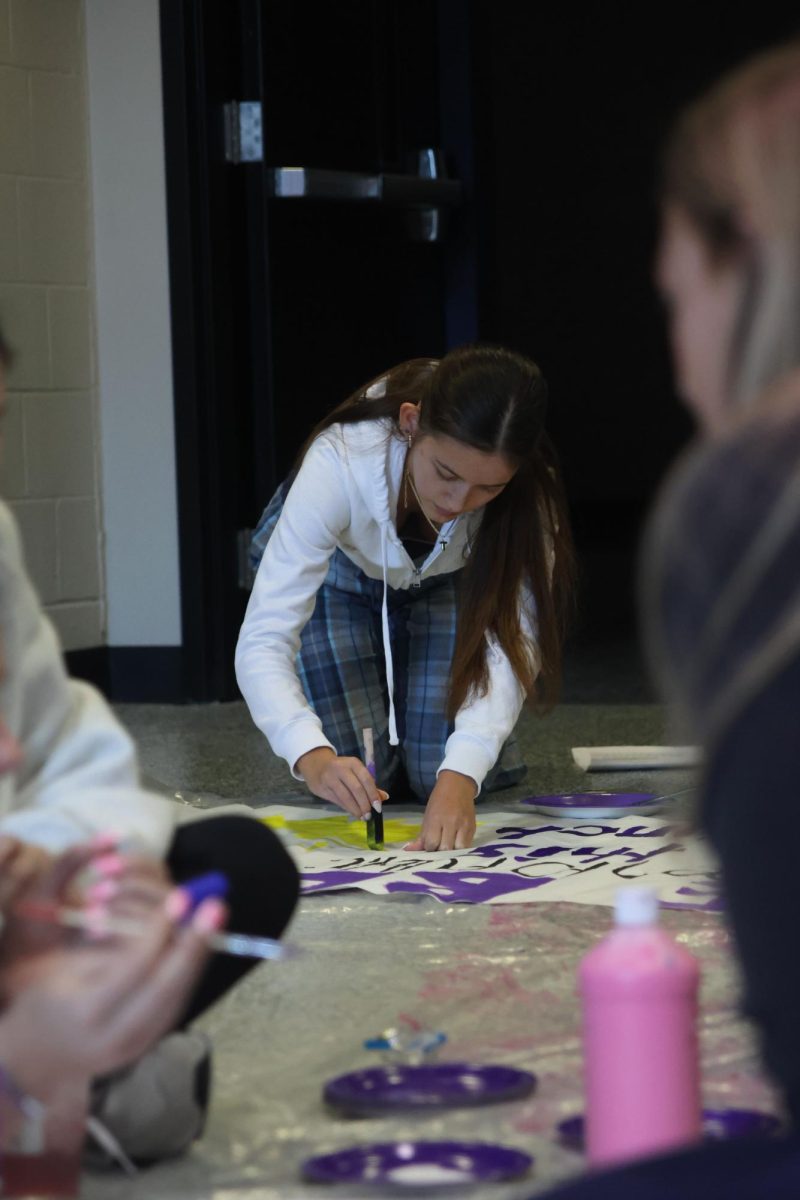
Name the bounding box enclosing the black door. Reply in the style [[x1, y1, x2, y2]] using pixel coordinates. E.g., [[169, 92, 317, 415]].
[[160, 0, 476, 701]]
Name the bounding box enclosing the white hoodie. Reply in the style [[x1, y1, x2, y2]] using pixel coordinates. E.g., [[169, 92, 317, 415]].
[[0, 502, 176, 855], [235, 418, 534, 791]]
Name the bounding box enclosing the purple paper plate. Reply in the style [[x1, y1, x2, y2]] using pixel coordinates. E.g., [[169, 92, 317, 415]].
[[323, 1063, 536, 1116], [702, 1109, 784, 1140], [521, 792, 660, 819], [302, 1140, 534, 1187], [557, 1108, 783, 1152]]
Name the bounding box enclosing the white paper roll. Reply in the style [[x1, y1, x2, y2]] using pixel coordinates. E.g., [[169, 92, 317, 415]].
[[571, 746, 701, 772]]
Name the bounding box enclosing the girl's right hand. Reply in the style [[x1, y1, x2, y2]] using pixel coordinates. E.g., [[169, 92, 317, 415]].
[[296, 747, 385, 819]]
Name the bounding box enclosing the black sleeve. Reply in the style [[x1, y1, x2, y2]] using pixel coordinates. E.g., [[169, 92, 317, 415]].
[[701, 653, 800, 1129], [535, 1136, 800, 1199], [166, 815, 300, 1024]]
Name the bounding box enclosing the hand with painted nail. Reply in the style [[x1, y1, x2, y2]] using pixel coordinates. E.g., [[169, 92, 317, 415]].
[[83, 851, 171, 925], [404, 771, 477, 851], [0, 894, 226, 1101], [0, 838, 120, 969], [295, 747, 385, 820]]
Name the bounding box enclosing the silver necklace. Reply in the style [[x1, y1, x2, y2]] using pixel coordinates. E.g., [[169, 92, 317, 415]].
[[405, 456, 448, 550]]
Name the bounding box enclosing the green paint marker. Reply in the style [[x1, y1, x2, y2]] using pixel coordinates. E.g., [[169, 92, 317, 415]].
[[362, 727, 384, 849]]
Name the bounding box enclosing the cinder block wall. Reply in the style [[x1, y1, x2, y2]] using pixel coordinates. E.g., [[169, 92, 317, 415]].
[[0, 0, 103, 651]]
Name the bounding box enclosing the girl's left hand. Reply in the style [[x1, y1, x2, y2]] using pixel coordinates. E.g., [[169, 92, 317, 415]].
[[404, 771, 477, 851]]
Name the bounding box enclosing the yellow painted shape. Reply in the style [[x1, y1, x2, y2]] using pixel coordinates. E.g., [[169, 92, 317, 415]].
[[261, 812, 421, 849]]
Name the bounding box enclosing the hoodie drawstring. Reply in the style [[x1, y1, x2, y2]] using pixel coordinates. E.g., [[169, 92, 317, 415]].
[[380, 524, 399, 746]]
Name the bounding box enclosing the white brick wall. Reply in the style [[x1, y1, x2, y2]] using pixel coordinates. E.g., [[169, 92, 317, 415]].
[[0, 0, 103, 650]]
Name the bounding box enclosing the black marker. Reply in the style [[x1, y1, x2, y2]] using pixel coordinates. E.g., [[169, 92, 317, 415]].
[[362, 727, 384, 849]]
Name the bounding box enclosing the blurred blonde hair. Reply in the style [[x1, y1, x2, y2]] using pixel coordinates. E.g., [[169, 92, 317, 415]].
[[661, 39, 800, 409]]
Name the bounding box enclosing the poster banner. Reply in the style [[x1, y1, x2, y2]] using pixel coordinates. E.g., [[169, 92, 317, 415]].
[[257, 806, 721, 910]]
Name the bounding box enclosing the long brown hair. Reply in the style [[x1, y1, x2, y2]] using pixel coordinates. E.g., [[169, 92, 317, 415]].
[[295, 344, 576, 715]]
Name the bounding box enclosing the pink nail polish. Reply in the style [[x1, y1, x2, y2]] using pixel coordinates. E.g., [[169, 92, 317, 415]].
[[93, 853, 125, 878], [192, 897, 225, 933], [86, 879, 119, 903], [164, 889, 190, 921]]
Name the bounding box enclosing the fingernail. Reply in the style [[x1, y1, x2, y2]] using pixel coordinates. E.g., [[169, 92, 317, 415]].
[[192, 897, 226, 933], [92, 853, 125, 878], [378, 790, 390, 801], [85, 879, 119, 903], [164, 889, 190, 921], [89, 832, 120, 851], [372, 800, 383, 814], [361, 812, 370, 822]]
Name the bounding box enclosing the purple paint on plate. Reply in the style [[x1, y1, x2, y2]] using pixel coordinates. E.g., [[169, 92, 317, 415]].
[[557, 1109, 783, 1152], [702, 1109, 784, 1140], [521, 793, 660, 819], [556, 1115, 585, 1152], [323, 1063, 537, 1116], [301, 1140, 534, 1187]]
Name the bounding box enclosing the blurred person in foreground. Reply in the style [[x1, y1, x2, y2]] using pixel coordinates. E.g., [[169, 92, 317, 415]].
[[540, 36, 800, 1200], [0, 326, 299, 1166]]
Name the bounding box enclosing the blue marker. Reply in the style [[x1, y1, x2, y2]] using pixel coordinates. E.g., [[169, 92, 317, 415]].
[[178, 871, 230, 917]]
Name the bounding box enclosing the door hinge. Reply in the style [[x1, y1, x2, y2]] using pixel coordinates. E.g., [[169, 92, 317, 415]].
[[237, 528, 256, 590], [223, 101, 263, 164]]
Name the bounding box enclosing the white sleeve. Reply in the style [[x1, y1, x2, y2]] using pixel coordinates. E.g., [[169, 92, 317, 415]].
[[0, 505, 177, 856], [235, 434, 351, 774], [438, 592, 538, 793]]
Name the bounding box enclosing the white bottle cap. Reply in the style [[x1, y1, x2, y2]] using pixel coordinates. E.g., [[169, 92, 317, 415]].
[[614, 886, 659, 927]]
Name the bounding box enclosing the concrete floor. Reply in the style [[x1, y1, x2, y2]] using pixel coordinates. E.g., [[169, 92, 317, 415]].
[[79, 698, 775, 1199]]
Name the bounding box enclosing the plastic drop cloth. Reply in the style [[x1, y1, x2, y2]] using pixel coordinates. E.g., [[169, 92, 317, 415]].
[[83, 881, 779, 1200], [87, 699, 771, 1195]]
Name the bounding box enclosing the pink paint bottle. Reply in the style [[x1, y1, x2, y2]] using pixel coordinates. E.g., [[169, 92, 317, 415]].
[[579, 886, 701, 1169]]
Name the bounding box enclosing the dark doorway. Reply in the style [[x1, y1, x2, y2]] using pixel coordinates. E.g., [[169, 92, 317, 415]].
[[471, 2, 800, 697], [160, 0, 476, 701], [159, 1, 800, 704]]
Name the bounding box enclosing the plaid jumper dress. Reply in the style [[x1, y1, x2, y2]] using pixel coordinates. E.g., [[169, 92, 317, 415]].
[[250, 480, 526, 800]]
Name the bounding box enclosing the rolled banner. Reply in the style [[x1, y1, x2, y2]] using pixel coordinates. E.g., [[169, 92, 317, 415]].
[[572, 746, 701, 772]]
